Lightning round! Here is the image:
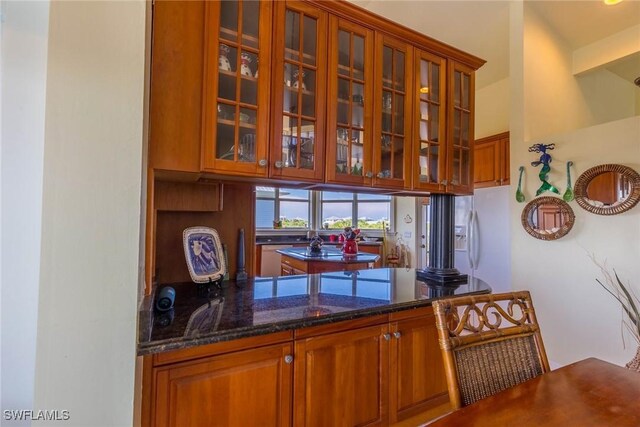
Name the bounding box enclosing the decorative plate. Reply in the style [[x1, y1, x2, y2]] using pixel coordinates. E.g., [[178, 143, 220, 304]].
[[183, 227, 226, 283]]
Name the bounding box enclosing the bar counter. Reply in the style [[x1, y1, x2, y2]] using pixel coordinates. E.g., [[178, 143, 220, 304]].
[[138, 268, 491, 355]]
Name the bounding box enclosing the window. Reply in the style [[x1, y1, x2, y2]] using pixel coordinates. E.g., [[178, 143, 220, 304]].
[[255, 187, 310, 229], [321, 192, 391, 230]]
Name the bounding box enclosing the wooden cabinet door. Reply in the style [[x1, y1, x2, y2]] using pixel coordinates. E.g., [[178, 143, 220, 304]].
[[201, 0, 272, 177], [446, 60, 475, 195], [153, 343, 293, 427], [326, 17, 375, 187], [372, 34, 413, 190], [149, 0, 204, 173], [474, 132, 509, 188], [389, 314, 448, 423], [412, 50, 447, 193], [270, 1, 327, 182], [474, 137, 500, 188], [294, 324, 389, 426]]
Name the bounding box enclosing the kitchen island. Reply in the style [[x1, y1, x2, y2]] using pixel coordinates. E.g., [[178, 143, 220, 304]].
[[276, 246, 380, 275], [139, 269, 490, 427]]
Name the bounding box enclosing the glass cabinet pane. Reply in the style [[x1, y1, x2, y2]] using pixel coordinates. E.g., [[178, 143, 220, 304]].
[[394, 51, 405, 91], [416, 55, 443, 185], [278, 6, 320, 173], [353, 35, 365, 80], [338, 30, 350, 75], [284, 10, 300, 60], [376, 40, 408, 184], [213, 0, 261, 164], [382, 47, 393, 88], [242, 0, 259, 48], [302, 16, 317, 66], [219, 1, 238, 39], [451, 67, 473, 188]]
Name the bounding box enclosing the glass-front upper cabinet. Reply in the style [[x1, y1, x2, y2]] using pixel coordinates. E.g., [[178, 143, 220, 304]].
[[326, 17, 374, 186], [372, 35, 413, 190], [271, 1, 327, 182], [412, 50, 447, 192], [202, 1, 272, 176], [447, 60, 475, 195]]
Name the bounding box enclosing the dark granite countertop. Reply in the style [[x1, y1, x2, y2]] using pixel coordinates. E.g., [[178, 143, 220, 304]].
[[138, 268, 490, 355], [276, 247, 380, 263]]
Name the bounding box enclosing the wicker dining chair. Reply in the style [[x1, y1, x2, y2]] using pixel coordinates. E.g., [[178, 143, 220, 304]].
[[432, 291, 550, 409]]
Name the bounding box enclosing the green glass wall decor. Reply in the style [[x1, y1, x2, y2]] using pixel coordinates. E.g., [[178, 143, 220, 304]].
[[563, 161, 574, 202], [529, 143, 560, 196], [516, 166, 525, 203]]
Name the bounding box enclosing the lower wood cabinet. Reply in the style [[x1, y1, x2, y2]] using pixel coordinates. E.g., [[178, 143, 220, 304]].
[[151, 343, 293, 427], [144, 310, 447, 427], [294, 323, 390, 426], [389, 312, 449, 421]]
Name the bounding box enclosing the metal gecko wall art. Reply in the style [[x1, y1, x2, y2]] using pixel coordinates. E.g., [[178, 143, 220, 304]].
[[528, 143, 560, 196]]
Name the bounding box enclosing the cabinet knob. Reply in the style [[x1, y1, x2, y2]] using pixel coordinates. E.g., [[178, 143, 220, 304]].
[[420, 244, 426, 249], [365, 172, 373, 178], [284, 355, 293, 364], [258, 159, 267, 167], [274, 160, 283, 169], [393, 331, 402, 339], [383, 333, 391, 341]]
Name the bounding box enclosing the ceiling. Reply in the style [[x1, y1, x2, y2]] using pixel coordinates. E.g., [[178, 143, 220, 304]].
[[352, 0, 640, 89]]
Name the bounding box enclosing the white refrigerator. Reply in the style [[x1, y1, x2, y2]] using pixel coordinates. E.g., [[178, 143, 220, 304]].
[[454, 186, 511, 293]]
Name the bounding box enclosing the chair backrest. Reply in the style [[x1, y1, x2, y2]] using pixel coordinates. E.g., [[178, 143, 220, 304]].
[[432, 291, 550, 409]]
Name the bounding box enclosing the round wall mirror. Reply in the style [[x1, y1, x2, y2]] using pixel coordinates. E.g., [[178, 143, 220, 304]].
[[521, 197, 575, 241], [574, 164, 640, 215]]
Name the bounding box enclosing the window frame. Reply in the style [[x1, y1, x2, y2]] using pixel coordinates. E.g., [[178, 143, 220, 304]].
[[318, 191, 394, 233], [255, 187, 312, 231], [255, 188, 395, 235]]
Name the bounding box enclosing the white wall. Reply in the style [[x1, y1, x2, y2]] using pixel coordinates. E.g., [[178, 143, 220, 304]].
[[523, 4, 637, 142], [393, 196, 417, 268], [475, 77, 510, 139], [511, 117, 640, 367], [33, 1, 146, 426], [1, 1, 50, 423], [509, 2, 640, 367]]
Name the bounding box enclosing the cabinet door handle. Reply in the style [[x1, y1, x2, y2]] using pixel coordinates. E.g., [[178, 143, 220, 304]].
[[383, 333, 391, 341], [393, 331, 401, 339], [258, 159, 267, 167], [274, 160, 284, 169], [284, 355, 293, 364]]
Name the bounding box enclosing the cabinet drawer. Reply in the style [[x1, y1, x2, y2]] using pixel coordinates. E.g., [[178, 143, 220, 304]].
[[280, 255, 308, 272]]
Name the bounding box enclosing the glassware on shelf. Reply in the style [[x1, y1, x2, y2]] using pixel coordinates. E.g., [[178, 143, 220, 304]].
[[240, 52, 253, 77], [293, 69, 307, 91], [219, 44, 232, 72]]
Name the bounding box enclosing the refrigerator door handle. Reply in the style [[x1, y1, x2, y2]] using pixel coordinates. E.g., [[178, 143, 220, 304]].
[[466, 211, 475, 270], [470, 210, 479, 269]]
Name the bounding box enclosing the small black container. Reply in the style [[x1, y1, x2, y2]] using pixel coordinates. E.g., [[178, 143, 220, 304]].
[[155, 286, 176, 312]]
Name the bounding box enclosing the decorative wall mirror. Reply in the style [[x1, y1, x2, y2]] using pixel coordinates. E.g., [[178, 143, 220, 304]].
[[574, 164, 640, 215], [521, 197, 575, 241]]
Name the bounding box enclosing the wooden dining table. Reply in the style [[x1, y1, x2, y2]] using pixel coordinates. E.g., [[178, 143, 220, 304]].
[[428, 358, 640, 426]]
